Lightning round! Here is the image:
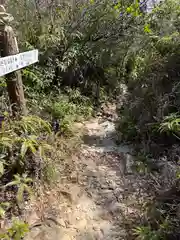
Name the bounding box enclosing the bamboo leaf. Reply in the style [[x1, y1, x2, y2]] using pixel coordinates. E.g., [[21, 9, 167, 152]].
[[0, 207, 5, 217], [14, 174, 21, 182], [28, 143, 37, 155], [39, 145, 44, 158], [21, 142, 28, 158], [17, 185, 24, 203], [1, 202, 10, 208], [0, 137, 13, 148], [5, 180, 19, 188], [0, 161, 4, 176]]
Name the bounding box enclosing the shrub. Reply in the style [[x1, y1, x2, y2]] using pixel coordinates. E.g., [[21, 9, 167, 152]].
[[116, 0, 180, 149]]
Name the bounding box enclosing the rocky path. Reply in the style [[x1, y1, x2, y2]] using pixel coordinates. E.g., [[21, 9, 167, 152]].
[[25, 105, 154, 240]]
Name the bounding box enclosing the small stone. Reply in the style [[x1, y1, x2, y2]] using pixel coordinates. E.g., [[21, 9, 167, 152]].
[[70, 175, 78, 183], [61, 234, 72, 240], [58, 218, 66, 228], [92, 226, 102, 232], [27, 211, 39, 226]]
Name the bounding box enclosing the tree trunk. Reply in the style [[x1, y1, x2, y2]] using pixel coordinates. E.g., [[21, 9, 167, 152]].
[[0, 24, 27, 116]]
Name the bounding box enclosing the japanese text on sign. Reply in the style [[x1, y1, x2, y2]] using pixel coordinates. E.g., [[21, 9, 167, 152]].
[[0, 49, 38, 77]]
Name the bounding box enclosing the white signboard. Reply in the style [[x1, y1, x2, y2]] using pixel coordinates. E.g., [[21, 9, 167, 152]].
[[0, 49, 38, 77]]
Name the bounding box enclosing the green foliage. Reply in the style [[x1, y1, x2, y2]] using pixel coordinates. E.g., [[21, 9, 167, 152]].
[[50, 99, 92, 121], [42, 157, 58, 184], [0, 114, 52, 169], [43, 90, 93, 135], [0, 219, 29, 240], [133, 225, 164, 240], [0, 202, 10, 218], [6, 0, 143, 98], [4, 174, 32, 204], [13, 115, 51, 135], [159, 114, 180, 134], [0, 114, 55, 238], [113, 1, 180, 239], [117, 115, 137, 142], [49, 100, 91, 135], [0, 159, 6, 177], [133, 202, 175, 240], [133, 226, 157, 240], [50, 101, 77, 120], [0, 114, 53, 205], [117, 0, 180, 148]]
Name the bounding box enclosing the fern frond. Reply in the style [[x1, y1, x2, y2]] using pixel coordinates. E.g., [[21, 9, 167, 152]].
[[159, 114, 180, 134]]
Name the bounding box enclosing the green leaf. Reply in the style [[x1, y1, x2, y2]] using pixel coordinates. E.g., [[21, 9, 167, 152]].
[[5, 180, 19, 188], [0, 137, 13, 148], [0, 207, 5, 217], [3, 111, 9, 117], [114, 3, 121, 10], [14, 174, 21, 182], [17, 185, 24, 203], [0, 161, 4, 176], [126, 7, 132, 13], [39, 145, 44, 158], [21, 142, 28, 158], [0, 202, 10, 217], [1, 202, 10, 207], [23, 177, 33, 183], [39, 143, 52, 158], [144, 24, 151, 33], [28, 143, 37, 155]]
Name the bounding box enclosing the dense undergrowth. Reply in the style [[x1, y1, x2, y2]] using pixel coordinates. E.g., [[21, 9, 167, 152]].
[[0, 0, 180, 239]]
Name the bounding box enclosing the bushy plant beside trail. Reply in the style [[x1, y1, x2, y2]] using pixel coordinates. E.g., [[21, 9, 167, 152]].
[[115, 1, 180, 239], [117, 0, 180, 151], [0, 99, 84, 238], [0, 112, 52, 238], [6, 0, 145, 101]]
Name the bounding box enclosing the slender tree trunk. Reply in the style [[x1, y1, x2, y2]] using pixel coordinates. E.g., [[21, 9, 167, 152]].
[[0, 24, 27, 116]]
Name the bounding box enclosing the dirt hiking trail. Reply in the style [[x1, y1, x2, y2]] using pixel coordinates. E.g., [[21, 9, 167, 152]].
[[25, 103, 154, 240]]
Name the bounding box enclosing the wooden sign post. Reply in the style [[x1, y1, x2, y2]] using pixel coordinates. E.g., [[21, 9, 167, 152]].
[[0, 5, 38, 116]]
